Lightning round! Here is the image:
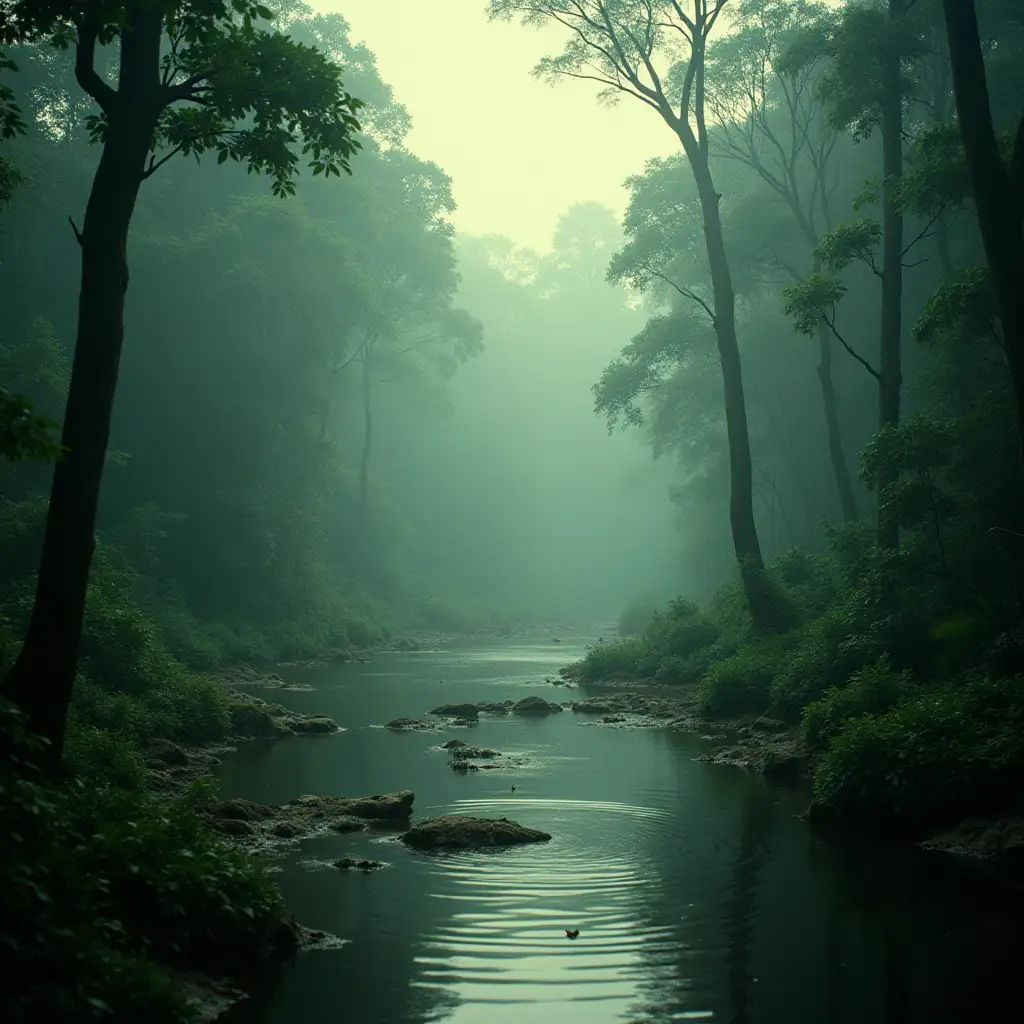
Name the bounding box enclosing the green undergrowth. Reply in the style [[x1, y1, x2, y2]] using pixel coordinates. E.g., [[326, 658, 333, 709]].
[[0, 701, 286, 1024], [569, 524, 1024, 836]]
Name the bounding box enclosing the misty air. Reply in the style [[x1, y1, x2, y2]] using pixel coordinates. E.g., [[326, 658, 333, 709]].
[[1, 0, 1023, 1021]]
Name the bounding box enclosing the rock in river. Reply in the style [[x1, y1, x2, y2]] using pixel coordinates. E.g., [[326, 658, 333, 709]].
[[207, 790, 415, 846], [400, 815, 552, 850], [513, 696, 563, 716], [429, 703, 480, 720], [386, 717, 432, 731], [476, 700, 514, 714], [335, 857, 386, 872], [227, 691, 340, 738]]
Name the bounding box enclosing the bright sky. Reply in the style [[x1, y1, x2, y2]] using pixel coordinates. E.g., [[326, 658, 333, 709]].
[[319, 0, 677, 252]]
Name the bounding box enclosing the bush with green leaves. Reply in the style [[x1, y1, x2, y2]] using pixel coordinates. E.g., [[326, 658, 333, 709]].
[[811, 675, 1024, 832], [696, 635, 795, 717], [570, 597, 719, 683], [0, 699, 284, 1024], [802, 657, 917, 751], [573, 635, 648, 681]]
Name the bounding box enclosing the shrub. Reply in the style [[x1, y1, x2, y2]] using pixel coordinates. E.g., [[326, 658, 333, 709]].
[[1, 699, 285, 1024], [64, 722, 148, 789], [574, 635, 647, 681], [768, 546, 838, 618], [696, 637, 793, 717], [645, 599, 719, 661], [75, 784, 284, 968], [141, 673, 230, 744], [802, 657, 916, 751], [811, 675, 1024, 832], [80, 596, 183, 697], [770, 608, 883, 717], [71, 671, 230, 747]]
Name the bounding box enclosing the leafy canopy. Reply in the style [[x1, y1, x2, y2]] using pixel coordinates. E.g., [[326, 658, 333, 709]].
[[0, 0, 364, 197]]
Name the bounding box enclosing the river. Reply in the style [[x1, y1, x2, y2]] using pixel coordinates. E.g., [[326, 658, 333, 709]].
[[217, 630, 1024, 1024]]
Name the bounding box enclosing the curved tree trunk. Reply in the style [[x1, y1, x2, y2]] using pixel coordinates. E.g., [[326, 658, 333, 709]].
[[876, 5, 905, 550], [1, 17, 161, 770]]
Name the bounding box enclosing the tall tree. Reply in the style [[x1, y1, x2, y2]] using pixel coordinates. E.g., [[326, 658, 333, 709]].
[[784, 0, 922, 547], [0, 0, 362, 770], [706, 0, 859, 522], [940, 0, 1024, 464], [490, 0, 781, 628]]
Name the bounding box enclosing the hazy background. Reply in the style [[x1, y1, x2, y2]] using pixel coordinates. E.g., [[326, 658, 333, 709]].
[[330, 0, 677, 252]]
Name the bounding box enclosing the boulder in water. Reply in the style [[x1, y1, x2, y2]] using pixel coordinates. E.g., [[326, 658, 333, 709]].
[[387, 717, 431, 731], [476, 701, 514, 714], [429, 703, 480, 720], [335, 857, 386, 872], [400, 815, 551, 850], [290, 716, 340, 735], [513, 696, 563, 716]]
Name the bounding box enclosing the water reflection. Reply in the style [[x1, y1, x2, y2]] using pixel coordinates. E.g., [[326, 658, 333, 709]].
[[219, 637, 1024, 1024], [722, 786, 774, 1024]]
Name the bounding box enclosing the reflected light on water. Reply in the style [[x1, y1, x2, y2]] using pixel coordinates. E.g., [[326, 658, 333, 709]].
[[411, 798, 715, 1023]]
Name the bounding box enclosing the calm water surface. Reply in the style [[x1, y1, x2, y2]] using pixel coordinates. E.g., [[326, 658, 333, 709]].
[[218, 632, 1024, 1024]]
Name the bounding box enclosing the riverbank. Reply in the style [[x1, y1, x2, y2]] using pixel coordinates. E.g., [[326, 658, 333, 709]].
[[559, 679, 1024, 885]]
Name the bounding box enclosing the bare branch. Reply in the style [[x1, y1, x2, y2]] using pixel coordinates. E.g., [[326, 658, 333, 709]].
[[900, 211, 941, 258], [649, 268, 716, 324], [821, 312, 880, 379]]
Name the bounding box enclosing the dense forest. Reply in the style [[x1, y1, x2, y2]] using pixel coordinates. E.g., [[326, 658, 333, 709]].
[[1, 0, 1023, 1020]]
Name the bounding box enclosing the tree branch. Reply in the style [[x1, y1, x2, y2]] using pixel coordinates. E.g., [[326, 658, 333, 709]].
[[164, 71, 215, 103], [74, 19, 116, 112], [821, 312, 880, 379], [650, 268, 716, 324], [900, 211, 940, 258], [142, 145, 184, 179]]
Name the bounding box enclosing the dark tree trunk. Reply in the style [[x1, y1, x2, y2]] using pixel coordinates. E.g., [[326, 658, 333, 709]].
[[359, 348, 372, 509], [817, 322, 858, 522], [0, 16, 161, 771], [876, 2, 905, 550], [941, 0, 1024, 463], [690, 161, 780, 629], [934, 210, 955, 276]]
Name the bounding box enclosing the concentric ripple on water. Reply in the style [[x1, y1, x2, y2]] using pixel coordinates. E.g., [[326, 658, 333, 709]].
[[410, 797, 719, 1023]]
